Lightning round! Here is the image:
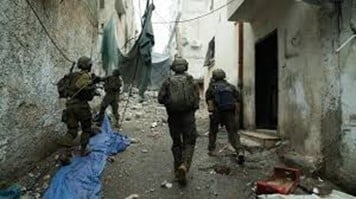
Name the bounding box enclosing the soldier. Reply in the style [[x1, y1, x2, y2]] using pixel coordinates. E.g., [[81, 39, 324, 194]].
[[59, 56, 100, 160], [158, 57, 200, 186], [97, 69, 122, 126], [205, 68, 245, 165]]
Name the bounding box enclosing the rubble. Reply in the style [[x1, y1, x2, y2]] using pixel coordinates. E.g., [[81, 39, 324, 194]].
[[107, 156, 115, 163], [135, 112, 143, 119], [130, 138, 140, 144], [150, 122, 158, 128], [42, 175, 51, 181], [161, 180, 173, 189], [125, 194, 139, 199]]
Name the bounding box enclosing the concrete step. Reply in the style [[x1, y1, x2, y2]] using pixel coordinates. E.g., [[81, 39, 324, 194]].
[[240, 130, 281, 149], [256, 129, 278, 135], [241, 137, 263, 153]]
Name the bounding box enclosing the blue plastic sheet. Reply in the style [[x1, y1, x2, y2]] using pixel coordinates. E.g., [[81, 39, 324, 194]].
[[0, 184, 21, 199], [43, 116, 130, 199]]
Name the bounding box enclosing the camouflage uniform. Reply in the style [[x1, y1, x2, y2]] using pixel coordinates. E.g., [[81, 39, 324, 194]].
[[98, 69, 122, 125], [205, 69, 244, 163], [61, 56, 97, 156], [158, 57, 199, 185]]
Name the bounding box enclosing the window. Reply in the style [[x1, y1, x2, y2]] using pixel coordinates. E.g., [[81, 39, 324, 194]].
[[100, 0, 105, 9], [210, 0, 214, 11]]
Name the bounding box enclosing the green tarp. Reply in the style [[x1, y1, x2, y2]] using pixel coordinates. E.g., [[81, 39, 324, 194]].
[[118, 2, 155, 97]]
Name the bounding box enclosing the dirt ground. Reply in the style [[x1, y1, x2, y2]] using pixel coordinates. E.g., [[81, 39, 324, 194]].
[[16, 92, 341, 199], [101, 94, 281, 199]]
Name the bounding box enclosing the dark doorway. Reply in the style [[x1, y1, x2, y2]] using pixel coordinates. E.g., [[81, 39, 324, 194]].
[[255, 30, 278, 129]]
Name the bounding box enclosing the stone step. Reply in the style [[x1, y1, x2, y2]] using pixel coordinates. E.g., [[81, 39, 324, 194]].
[[256, 129, 278, 135], [240, 130, 281, 149], [240, 137, 263, 153]]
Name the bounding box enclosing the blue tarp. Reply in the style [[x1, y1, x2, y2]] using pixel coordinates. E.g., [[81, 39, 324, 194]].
[[0, 184, 21, 199], [43, 116, 130, 199]]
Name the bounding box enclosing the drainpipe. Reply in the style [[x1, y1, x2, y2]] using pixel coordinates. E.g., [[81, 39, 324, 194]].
[[238, 22, 244, 129]]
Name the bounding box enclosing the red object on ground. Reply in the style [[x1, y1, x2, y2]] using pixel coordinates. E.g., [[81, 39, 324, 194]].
[[256, 167, 301, 195]]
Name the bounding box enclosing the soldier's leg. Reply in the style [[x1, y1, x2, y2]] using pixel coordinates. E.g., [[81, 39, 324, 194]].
[[58, 108, 78, 165], [208, 112, 219, 152], [110, 97, 120, 125], [182, 112, 197, 172], [98, 94, 110, 123], [225, 111, 245, 164], [64, 108, 79, 146], [79, 105, 93, 156], [168, 115, 183, 173]]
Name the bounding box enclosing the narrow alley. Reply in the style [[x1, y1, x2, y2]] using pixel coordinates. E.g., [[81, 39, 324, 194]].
[[1, 0, 356, 199], [101, 93, 280, 199]]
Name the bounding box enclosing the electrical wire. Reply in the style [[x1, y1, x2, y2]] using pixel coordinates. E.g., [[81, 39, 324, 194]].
[[25, 0, 75, 63], [153, 0, 236, 24]]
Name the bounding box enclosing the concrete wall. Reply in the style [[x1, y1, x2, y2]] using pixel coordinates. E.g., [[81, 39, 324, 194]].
[[0, 0, 98, 181], [333, 0, 356, 193], [177, 0, 215, 79], [210, 5, 238, 87], [241, 0, 340, 158], [177, 0, 238, 97], [235, 0, 356, 192], [98, 0, 137, 54]]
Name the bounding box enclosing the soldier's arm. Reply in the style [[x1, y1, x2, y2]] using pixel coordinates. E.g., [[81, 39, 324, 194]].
[[231, 84, 241, 112], [205, 85, 214, 103], [205, 85, 215, 112], [75, 73, 93, 90], [158, 80, 169, 105]]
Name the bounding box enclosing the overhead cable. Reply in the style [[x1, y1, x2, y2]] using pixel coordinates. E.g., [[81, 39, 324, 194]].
[[152, 0, 236, 24], [25, 0, 75, 63]]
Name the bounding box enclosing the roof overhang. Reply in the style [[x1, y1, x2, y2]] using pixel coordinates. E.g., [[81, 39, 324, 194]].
[[228, 0, 270, 22], [228, 0, 323, 22]]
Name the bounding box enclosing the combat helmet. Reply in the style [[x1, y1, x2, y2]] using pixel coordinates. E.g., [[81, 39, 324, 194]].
[[77, 56, 93, 70], [113, 69, 120, 76], [212, 69, 226, 81], [171, 56, 188, 73]]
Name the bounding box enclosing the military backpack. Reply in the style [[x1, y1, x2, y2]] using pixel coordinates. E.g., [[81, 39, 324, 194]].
[[213, 82, 236, 111], [57, 72, 82, 98], [166, 74, 199, 111]]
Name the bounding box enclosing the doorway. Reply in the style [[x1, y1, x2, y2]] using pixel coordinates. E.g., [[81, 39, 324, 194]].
[[255, 30, 278, 130]]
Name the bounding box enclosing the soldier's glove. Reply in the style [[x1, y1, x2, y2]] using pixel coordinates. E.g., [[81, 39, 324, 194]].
[[94, 90, 101, 96], [207, 100, 214, 112], [92, 74, 103, 84]]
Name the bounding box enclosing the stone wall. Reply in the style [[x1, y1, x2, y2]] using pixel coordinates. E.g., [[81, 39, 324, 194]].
[[242, 1, 333, 158], [239, 0, 356, 192], [332, 0, 356, 193], [178, 0, 216, 79], [0, 0, 98, 181]]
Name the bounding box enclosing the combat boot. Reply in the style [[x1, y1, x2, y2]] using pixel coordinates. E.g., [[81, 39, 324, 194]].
[[57, 133, 75, 147], [237, 151, 245, 165], [176, 164, 187, 186], [80, 146, 91, 156]]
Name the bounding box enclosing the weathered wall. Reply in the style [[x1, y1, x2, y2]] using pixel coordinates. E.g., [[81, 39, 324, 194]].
[[229, 0, 356, 192], [178, 0, 237, 96], [242, 0, 328, 157], [209, 4, 238, 86], [178, 0, 215, 79], [0, 0, 98, 181], [242, 23, 255, 129], [239, 0, 356, 192], [98, 0, 137, 54], [331, 0, 356, 193]]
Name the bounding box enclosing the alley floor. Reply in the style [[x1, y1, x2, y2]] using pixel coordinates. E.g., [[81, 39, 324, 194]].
[[101, 93, 280, 199], [16, 92, 342, 199]]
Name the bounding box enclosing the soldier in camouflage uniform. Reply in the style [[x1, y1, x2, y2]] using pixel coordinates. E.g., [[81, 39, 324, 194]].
[[97, 69, 122, 126], [158, 57, 200, 186], [60, 56, 100, 159], [205, 69, 245, 164]]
